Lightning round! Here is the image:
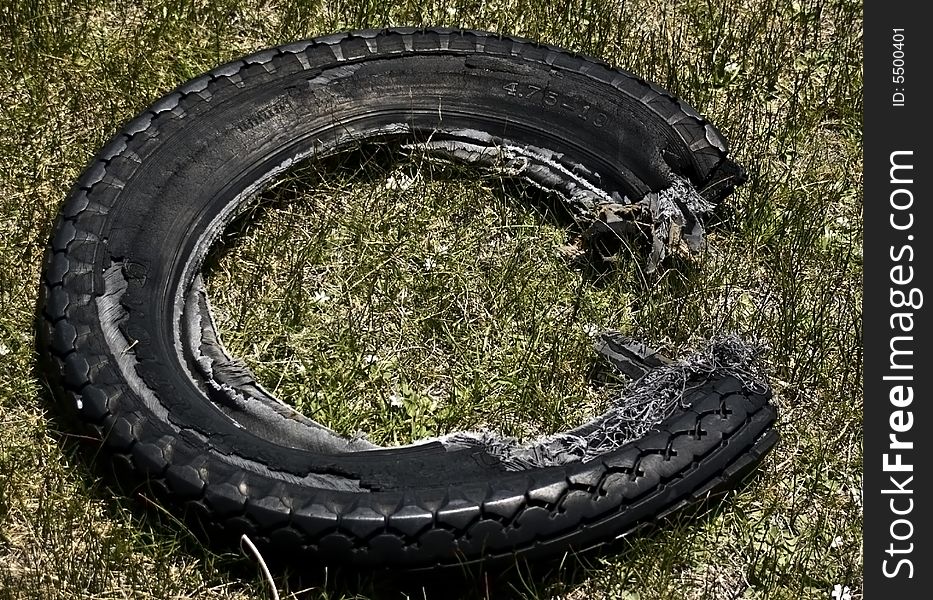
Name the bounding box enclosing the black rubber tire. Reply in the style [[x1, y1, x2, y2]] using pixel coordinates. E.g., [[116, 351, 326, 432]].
[[36, 28, 776, 570]]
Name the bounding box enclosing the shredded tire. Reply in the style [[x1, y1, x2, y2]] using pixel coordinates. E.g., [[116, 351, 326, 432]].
[[36, 28, 777, 569]]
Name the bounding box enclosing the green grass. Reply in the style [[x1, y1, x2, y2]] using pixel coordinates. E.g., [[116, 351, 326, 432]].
[[206, 155, 630, 446], [0, 0, 862, 598]]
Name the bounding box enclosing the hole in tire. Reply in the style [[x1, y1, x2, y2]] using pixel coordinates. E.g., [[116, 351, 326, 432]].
[[202, 146, 639, 446]]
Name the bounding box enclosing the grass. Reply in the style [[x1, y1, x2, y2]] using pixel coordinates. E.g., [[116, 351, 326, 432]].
[[0, 0, 862, 598], [205, 154, 631, 446]]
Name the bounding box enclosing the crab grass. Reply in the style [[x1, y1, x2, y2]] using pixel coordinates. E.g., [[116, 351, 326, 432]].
[[1, 0, 862, 598]]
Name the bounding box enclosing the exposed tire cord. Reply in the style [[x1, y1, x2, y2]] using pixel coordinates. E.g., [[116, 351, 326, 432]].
[[36, 28, 777, 569]]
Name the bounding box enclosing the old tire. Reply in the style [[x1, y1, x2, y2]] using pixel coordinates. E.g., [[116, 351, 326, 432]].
[[37, 28, 776, 569]]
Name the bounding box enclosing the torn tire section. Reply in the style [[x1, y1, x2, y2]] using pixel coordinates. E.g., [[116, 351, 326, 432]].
[[440, 334, 769, 470], [408, 130, 730, 273], [36, 28, 776, 570]]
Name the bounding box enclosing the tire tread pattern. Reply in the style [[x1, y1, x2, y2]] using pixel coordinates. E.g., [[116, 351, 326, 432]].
[[37, 28, 774, 569]]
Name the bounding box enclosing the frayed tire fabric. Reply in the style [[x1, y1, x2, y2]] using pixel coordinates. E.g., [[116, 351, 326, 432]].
[[37, 28, 777, 569]]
